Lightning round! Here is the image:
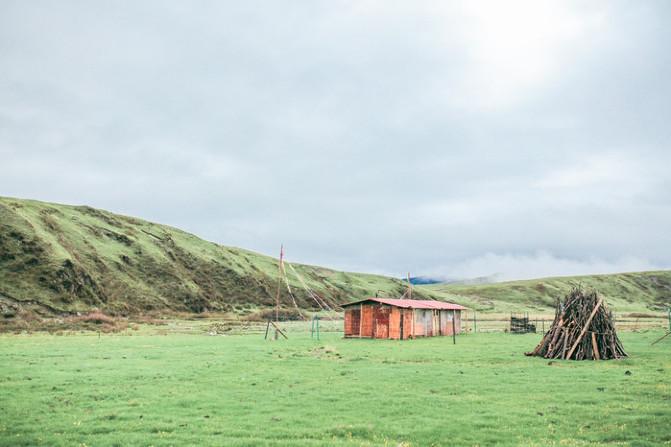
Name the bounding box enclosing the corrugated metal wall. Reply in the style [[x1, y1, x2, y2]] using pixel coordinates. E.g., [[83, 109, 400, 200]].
[[402, 309, 413, 339], [344, 305, 462, 338], [438, 310, 462, 335], [373, 306, 390, 338], [389, 307, 401, 339], [344, 308, 360, 336], [413, 309, 434, 337], [360, 305, 374, 337]]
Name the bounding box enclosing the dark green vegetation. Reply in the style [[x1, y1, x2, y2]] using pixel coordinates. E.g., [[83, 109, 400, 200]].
[[1, 196, 670, 322], [0, 330, 669, 446]]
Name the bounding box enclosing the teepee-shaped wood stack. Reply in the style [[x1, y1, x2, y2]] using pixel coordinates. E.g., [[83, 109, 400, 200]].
[[526, 288, 627, 360]]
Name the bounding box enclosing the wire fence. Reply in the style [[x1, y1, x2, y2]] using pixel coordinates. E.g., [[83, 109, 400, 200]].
[[461, 313, 670, 334], [197, 312, 669, 337]]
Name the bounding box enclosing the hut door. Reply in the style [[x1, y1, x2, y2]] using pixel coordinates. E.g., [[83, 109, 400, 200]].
[[373, 306, 390, 339], [345, 308, 361, 336], [361, 305, 374, 337]]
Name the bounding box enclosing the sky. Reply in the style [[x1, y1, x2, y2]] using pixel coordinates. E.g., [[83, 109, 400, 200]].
[[1, 1, 670, 281]]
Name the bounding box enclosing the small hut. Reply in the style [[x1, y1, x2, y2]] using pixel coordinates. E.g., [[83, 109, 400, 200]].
[[342, 298, 467, 339]]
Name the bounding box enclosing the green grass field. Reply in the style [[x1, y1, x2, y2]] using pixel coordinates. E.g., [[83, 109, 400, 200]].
[[1, 329, 669, 446]]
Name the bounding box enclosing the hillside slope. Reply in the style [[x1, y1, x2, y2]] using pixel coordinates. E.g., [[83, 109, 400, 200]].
[[0, 197, 414, 316], [422, 271, 671, 313], [2, 197, 669, 317]]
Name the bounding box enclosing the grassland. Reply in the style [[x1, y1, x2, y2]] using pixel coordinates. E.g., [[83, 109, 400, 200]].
[[1, 328, 669, 446], [424, 271, 671, 313]]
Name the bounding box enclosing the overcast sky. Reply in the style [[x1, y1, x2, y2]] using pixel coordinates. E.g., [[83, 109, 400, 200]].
[[1, 1, 670, 281]]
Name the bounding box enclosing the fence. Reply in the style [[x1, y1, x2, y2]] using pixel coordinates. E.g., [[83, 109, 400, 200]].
[[460, 312, 670, 334], [124, 309, 670, 337]]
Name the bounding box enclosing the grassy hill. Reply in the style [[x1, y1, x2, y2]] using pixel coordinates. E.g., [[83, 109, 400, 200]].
[[0, 196, 413, 317], [1, 196, 669, 318], [422, 271, 671, 313]]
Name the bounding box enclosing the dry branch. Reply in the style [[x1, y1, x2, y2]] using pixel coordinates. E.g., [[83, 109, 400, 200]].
[[525, 288, 627, 360]]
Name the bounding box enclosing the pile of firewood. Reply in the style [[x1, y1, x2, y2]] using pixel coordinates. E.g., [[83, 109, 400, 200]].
[[526, 288, 627, 360]]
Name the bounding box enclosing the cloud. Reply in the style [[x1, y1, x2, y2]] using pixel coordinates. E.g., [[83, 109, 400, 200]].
[[1, 1, 670, 280], [429, 251, 664, 282]]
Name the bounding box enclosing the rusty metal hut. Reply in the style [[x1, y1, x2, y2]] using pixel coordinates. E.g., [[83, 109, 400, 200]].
[[342, 298, 467, 339]]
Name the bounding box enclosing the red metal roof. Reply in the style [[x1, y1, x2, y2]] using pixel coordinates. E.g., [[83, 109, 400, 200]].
[[342, 297, 467, 310]]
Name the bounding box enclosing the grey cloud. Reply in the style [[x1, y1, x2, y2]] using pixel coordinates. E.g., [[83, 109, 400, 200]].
[[1, 1, 670, 280]]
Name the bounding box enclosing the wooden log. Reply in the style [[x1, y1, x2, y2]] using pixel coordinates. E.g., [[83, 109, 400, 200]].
[[270, 321, 288, 339], [566, 297, 603, 360]]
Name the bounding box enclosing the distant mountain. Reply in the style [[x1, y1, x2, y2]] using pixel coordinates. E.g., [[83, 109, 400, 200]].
[[407, 275, 498, 286], [407, 276, 444, 285]]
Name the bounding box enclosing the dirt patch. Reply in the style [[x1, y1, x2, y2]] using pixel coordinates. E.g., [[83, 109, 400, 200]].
[[0, 309, 128, 333], [309, 345, 342, 360]]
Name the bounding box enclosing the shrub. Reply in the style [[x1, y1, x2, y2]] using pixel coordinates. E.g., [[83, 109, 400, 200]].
[[245, 308, 305, 322], [72, 310, 116, 325]]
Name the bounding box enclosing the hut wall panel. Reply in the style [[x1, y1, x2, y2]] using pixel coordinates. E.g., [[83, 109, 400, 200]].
[[402, 310, 413, 339], [344, 308, 361, 337], [413, 309, 433, 337], [425, 310, 434, 336], [443, 310, 455, 335], [388, 307, 401, 339], [413, 310, 424, 336], [440, 310, 462, 335], [360, 305, 374, 337], [373, 305, 390, 339], [440, 310, 449, 335]]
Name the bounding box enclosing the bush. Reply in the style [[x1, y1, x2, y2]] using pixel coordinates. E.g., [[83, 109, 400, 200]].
[[72, 310, 115, 325], [245, 308, 305, 322]]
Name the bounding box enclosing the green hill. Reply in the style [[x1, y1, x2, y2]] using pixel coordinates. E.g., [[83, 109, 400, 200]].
[[0, 196, 413, 317], [1, 196, 669, 319], [422, 271, 671, 313]]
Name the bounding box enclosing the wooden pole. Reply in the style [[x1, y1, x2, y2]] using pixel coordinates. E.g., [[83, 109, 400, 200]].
[[316, 317, 320, 340], [452, 311, 456, 345], [566, 297, 603, 359], [407, 272, 412, 300], [273, 245, 285, 340], [474, 312, 477, 333], [591, 332, 600, 360], [651, 331, 671, 346], [275, 244, 283, 323], [270, 321, 288, 339], [264, 320, 270, 340]]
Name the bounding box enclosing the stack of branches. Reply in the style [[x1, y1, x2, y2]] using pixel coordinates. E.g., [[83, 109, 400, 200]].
[[526, 287, 627, 360]]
